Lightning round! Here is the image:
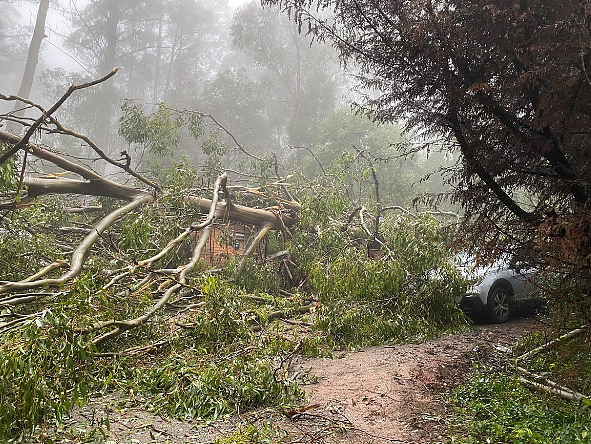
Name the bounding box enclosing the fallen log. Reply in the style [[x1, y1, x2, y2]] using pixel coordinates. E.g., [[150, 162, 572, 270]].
[[516, 366, 587, 402]]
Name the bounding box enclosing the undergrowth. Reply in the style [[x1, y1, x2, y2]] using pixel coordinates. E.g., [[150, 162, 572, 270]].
[[447, 367, 591, 444], [0, 311, 95, 440], [514, 317, 591, 395], [214, 423, 280, 444], [134, 353, 300, 419], [448, 323, 591, 444]]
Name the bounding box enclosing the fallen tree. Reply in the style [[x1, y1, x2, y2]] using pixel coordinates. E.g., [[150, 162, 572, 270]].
[[0, 73, 302, 352]]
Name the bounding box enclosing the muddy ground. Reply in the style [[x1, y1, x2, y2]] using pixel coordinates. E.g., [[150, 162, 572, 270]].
[[69, 316, 548, 443]]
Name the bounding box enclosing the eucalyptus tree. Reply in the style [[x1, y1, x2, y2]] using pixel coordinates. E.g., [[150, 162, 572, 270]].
[[60, 0, 230, 160], [199, 69, 275, 156], [6, 0, 50, 134], [220, 0, 341, 151]]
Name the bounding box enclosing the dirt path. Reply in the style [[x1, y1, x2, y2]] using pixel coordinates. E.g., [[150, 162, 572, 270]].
[[286, 317, 545, 443], [72, 317, 546, 443]]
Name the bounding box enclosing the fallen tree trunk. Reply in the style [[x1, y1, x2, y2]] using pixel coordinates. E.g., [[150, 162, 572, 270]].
[[0, 130, 150, 202], [185, 196, 297, 229], [24, 177, 146, 201]]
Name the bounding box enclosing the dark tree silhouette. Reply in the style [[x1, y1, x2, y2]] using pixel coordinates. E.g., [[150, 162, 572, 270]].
[[264, 0, 591, 317]]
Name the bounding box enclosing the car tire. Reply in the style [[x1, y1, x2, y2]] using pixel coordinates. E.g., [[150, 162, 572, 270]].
[[487, 285, 513, 323]]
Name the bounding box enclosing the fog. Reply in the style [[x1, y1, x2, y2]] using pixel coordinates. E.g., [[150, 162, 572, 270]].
[[0, 0, 453, 207]]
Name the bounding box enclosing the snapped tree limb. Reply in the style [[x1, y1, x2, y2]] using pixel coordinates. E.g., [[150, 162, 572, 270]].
[[91, 174, 227, 347]]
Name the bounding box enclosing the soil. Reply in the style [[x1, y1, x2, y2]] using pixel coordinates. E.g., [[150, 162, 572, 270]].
[[70, 316, 548, 444]]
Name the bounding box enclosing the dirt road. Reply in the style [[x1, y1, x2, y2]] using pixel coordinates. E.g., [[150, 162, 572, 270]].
[[73, 317, 545, 443]]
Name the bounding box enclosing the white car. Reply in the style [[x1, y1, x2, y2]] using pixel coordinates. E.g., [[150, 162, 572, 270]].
[[455, 256, 539, 323]]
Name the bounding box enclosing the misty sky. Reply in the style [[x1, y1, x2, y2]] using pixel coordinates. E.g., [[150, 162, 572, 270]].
[[14, 0, 252, 74]]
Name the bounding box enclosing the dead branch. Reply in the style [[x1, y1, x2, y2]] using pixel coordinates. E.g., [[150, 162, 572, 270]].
[[0, 68, 118, 166], [512, 326, 589, 402], [266, 303, 317, 322], [516, 367, 588, 401], [249, 303, 316, 332], [0, 292, 59, 307], [96, 328, 182, 357], [267, 250, 290, 261], [340, 206, 362, 232], [517, 326, 587, 362], [518, 377, 586, 402], [358, 206, 374, 238], [56, 227, 92, 235], [381, 206, 417, 217], [289, 143, 326, 175], [0, 292, 53, 303], [1, 93, 159, 191], [0, 310, 47, 334], [198, 111, 267, 163], [46, 116, 160, 190], [102, 270, 131, 291], [137, 217, 215, 270], [423, 210, 460, 219], [236, 188, 301, 210]]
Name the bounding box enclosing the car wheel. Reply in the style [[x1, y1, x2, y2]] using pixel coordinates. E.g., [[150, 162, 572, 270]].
[[487, 285, 513, 323]]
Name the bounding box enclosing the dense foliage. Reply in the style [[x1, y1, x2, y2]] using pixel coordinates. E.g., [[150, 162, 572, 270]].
[[0, 157, 470, 441]]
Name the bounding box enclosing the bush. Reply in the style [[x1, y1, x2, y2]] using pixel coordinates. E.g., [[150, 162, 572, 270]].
[[304, 215, 469, 349]]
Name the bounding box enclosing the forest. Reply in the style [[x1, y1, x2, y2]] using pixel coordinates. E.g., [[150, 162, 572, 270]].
[[0, 0, 590, 443]]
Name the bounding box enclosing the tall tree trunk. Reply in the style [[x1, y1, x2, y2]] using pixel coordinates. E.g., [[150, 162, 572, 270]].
[[94, 0, 120, 174], [163, 25, 180, 100], [7, 0, 50, 134], [152, 17, 164, 104]]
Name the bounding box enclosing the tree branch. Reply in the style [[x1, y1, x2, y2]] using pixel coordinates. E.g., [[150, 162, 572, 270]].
[[0, 68, 119, 166], [91, 174, 227, 348], [0, 194, 152, 295]]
